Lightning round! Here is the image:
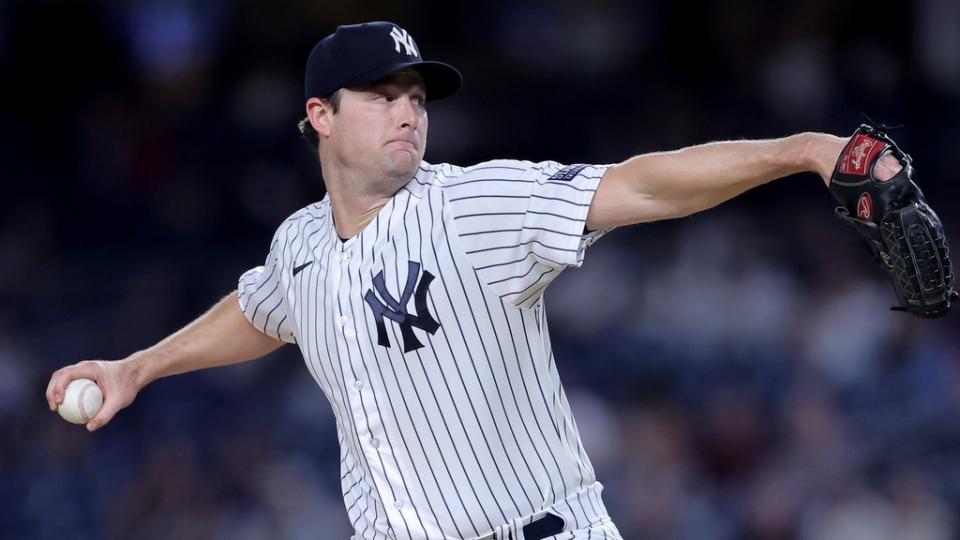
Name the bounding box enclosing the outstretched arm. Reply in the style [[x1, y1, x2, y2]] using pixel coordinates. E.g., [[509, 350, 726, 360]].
[[586, 132, 899, 230], [46, 291, 285, 431]]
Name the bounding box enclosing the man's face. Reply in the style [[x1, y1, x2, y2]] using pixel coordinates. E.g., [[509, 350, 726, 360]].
[[325, 75, 428, 182]]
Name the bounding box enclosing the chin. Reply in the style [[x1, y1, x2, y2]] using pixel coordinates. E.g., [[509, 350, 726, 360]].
[[385, 154, 421, 180]]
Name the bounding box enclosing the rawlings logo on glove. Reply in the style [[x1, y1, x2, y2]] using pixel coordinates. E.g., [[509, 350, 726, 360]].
[[840, 134, 886, 175], [829, 121, 957, 318], [857, 193, 872, 220]]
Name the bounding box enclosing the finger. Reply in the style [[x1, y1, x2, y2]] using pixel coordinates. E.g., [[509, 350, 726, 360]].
[[45, 366, 73, 407], [46, 369, 73, 411], [875, 152, 902, 183], [46, 370, 62, 410], [46, 361, 103, 411], [86, 395, 122, 432]]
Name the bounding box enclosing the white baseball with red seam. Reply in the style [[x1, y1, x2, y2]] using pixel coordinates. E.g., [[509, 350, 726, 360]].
[[57, 378, 103, 425]]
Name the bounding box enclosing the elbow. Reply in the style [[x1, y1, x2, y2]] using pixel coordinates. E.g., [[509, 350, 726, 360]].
[[590, 161, 702, 227], [642, 197, 701, 222], [587, 191, 694, 229]]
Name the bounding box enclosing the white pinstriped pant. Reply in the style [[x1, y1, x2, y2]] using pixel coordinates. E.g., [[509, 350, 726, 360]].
[[479, 483, 623, 540], [347, 483, 624, 540]]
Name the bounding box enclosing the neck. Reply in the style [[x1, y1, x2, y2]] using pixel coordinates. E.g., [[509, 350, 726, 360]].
[[322, 164, 410, 240]]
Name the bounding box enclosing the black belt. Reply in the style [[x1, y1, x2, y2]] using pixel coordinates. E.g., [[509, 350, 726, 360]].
[[521, 512, 565, 540]]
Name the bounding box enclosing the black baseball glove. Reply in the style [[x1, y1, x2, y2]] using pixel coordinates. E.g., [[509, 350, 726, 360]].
[[829, 121, 957, 318]]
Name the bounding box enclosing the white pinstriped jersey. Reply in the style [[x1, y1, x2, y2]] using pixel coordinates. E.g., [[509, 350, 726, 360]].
[[239, 159, 622, 540]]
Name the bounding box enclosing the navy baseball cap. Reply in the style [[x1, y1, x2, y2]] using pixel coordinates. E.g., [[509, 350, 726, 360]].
[[305, 22, 462, 102]]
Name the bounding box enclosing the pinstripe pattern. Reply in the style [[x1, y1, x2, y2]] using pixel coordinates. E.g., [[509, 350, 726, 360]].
[[238, 160, 621, 539]]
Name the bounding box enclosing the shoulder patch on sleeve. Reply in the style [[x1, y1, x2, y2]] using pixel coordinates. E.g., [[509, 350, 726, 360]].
[[547, 163, 588, 182]]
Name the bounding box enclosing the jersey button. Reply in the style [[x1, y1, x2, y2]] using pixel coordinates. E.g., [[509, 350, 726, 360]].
[[369, 438, 380, 449], [394, 500, 404, 510], [354, 380, 364, 391], [338, 316, 349, 326], [342, 253, 351, 262]]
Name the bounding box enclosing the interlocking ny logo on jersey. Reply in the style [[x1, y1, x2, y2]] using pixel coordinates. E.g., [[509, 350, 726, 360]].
[[389, 26, 418, 57], [364, 261, 439, 352]]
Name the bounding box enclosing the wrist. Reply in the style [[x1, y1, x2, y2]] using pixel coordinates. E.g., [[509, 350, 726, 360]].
[[794, 132, 823, 171], [778, 133, 816, 172], [798, 132, 848, 185], [121, 351, 154, 389]]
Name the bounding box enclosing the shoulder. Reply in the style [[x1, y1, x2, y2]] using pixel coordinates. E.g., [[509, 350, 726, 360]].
[[270, 199, 330, 244], [280, 199, 328, 229], [422, 159, 549, 190], [425, 159, 610, 196], [425, 159, 541, 183], [425, 159, 606, 185]]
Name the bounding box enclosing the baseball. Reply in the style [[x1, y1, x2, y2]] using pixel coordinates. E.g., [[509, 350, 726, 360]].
[[57, 378, 103, 425]]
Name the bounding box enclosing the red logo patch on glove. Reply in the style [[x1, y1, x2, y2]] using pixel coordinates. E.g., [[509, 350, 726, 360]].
[[839, 134, 888, 176]]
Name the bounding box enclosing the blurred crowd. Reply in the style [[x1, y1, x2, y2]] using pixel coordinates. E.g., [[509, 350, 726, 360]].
[[2, 0, 959, 539]]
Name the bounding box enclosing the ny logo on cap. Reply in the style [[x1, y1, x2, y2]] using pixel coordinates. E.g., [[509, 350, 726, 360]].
[[364, 261, 439, 352], [389, 26, 419, 57]]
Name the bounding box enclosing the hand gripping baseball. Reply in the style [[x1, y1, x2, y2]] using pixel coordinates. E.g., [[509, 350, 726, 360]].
[[46, 359, 142, 431]]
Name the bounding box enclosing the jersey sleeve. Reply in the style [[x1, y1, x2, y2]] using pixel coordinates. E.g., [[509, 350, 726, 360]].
[[440, 160, 612, 309], [237, 226, 297, 344]]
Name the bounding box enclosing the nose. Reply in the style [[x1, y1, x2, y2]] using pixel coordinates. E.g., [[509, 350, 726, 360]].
[[395, 96, 420, 130]]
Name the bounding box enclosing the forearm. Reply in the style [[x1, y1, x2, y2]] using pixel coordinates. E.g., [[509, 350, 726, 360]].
[[128, 291, 285, 387], [637, 135, 806, 208], [46, 290, 285, 430], [589, 133, 846, 228]]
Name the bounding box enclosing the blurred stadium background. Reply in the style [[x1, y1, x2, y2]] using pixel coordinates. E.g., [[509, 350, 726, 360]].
[[2, 0, 959, 538]]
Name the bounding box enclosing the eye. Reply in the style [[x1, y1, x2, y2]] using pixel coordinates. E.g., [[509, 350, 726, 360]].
[[411, 95, 426, 106]]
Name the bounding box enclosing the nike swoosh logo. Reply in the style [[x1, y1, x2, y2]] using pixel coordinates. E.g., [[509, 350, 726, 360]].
[[292, 261, 314, 276]]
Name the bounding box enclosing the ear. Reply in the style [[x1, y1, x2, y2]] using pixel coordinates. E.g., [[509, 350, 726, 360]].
[[306, 97, 333, 138]]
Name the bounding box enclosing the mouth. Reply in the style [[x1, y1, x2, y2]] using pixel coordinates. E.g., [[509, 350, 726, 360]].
[[387, 139, 418, 151]]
